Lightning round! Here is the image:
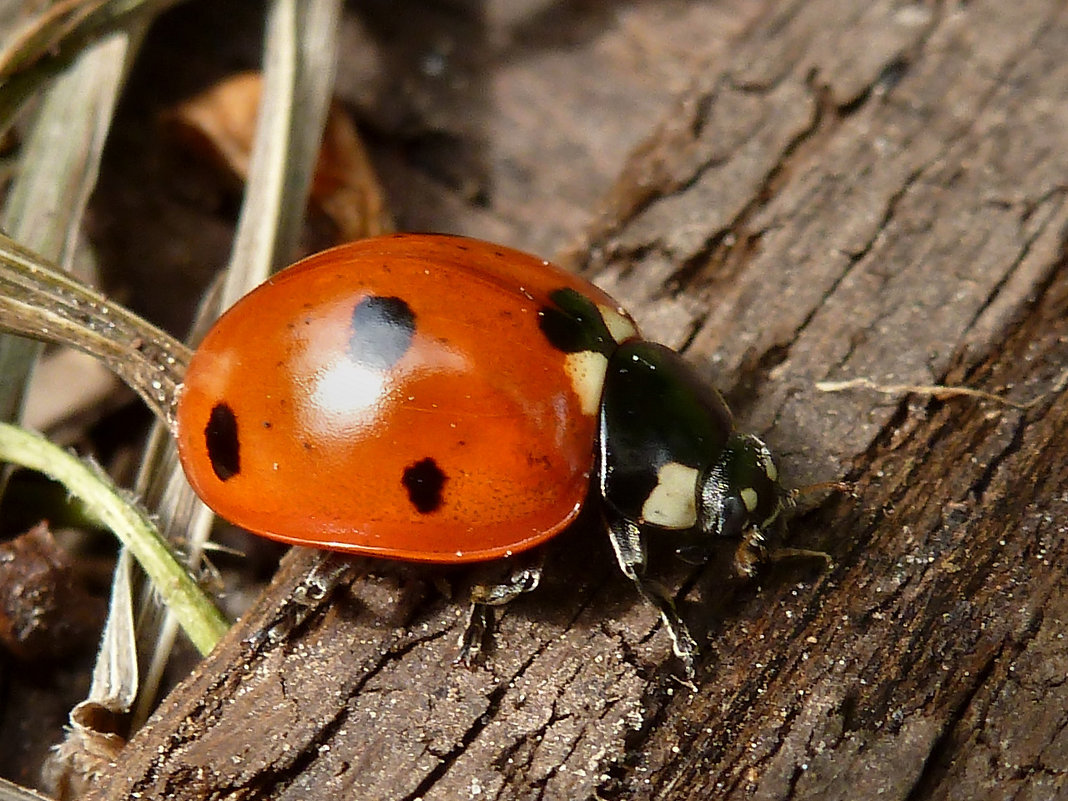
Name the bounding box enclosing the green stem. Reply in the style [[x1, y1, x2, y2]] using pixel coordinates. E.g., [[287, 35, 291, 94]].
[[0, 421, 229, 654]]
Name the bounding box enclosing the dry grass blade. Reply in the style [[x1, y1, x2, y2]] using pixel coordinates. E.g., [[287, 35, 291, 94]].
[[0, 0, 179, 129], [0, 776, 56, 801], [0, 8, 172, 797], [225, 0, 343, 301], [0, 15, 147, 423], [0, 233, 190, 428], [0, 0, 169, 124]]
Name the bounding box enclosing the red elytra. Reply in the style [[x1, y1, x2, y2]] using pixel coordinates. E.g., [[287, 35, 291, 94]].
[[175, 233, 638, 562]]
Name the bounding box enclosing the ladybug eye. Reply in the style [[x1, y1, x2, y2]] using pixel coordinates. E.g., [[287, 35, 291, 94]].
[[718, 494, 748, 539]]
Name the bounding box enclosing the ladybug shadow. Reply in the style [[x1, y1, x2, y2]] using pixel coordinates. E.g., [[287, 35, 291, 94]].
[[318, 500, 839, 673], [389, 503, 632, 665], [453, 507, 613, 645], [297, 524, 610, 660]]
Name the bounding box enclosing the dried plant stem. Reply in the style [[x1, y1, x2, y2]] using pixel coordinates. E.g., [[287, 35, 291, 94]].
[[0, 234, 190, 431]]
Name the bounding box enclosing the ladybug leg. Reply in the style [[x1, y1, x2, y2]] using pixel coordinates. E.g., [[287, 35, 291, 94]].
[[606, 514, 698, 677], [764, 545, 834, 570], [733, 528, 767, 577], [737, 515, 833, 576], [457, 604, 491, 666], [455, 558, 543, 666], [468, 563, 543, 606]]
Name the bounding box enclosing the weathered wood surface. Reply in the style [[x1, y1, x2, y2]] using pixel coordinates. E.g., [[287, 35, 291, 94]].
[[86, 1, 1068, 799]]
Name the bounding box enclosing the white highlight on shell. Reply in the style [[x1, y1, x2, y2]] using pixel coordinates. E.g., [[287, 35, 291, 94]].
[[740, 487, 759, 512], [564, 350, 609, 416], [642, 461, 699, 529], [310, 359, 386, 424], [598, 304, 638, 343]]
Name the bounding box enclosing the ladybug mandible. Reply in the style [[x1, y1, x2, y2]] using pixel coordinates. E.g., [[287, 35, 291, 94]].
[[176, 233, 799, 672]]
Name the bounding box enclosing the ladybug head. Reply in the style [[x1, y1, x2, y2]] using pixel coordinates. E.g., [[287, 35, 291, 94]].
[[697, 432, 790, 546]]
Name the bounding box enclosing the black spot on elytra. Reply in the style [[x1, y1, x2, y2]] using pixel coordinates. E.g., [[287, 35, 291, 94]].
[[205, 403, 240, 481], [537, 287, 617, 356], [349, 295, 416, 370], [402, 457, 447, 514]]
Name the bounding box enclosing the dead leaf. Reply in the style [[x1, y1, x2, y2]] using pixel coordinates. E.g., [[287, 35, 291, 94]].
[[167, 71, 393, 241]]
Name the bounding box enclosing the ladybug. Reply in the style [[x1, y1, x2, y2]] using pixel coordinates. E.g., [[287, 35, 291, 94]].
[[176, 233, 802, 672]]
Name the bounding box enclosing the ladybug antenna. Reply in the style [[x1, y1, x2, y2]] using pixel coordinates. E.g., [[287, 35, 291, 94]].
[[761, 481, 850, 572], [792, 479, 854, 498], [784, 480, 853, 515]]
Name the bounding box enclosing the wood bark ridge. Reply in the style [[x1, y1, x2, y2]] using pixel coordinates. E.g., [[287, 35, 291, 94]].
[[88, 2, 1068, 799]]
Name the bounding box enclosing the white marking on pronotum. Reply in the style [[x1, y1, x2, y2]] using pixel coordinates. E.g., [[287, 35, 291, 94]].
[[740, 487, 759, 512], [564, 351, 609, 416], [642, 461, 699, 528], [598, 304, 638, 343]]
